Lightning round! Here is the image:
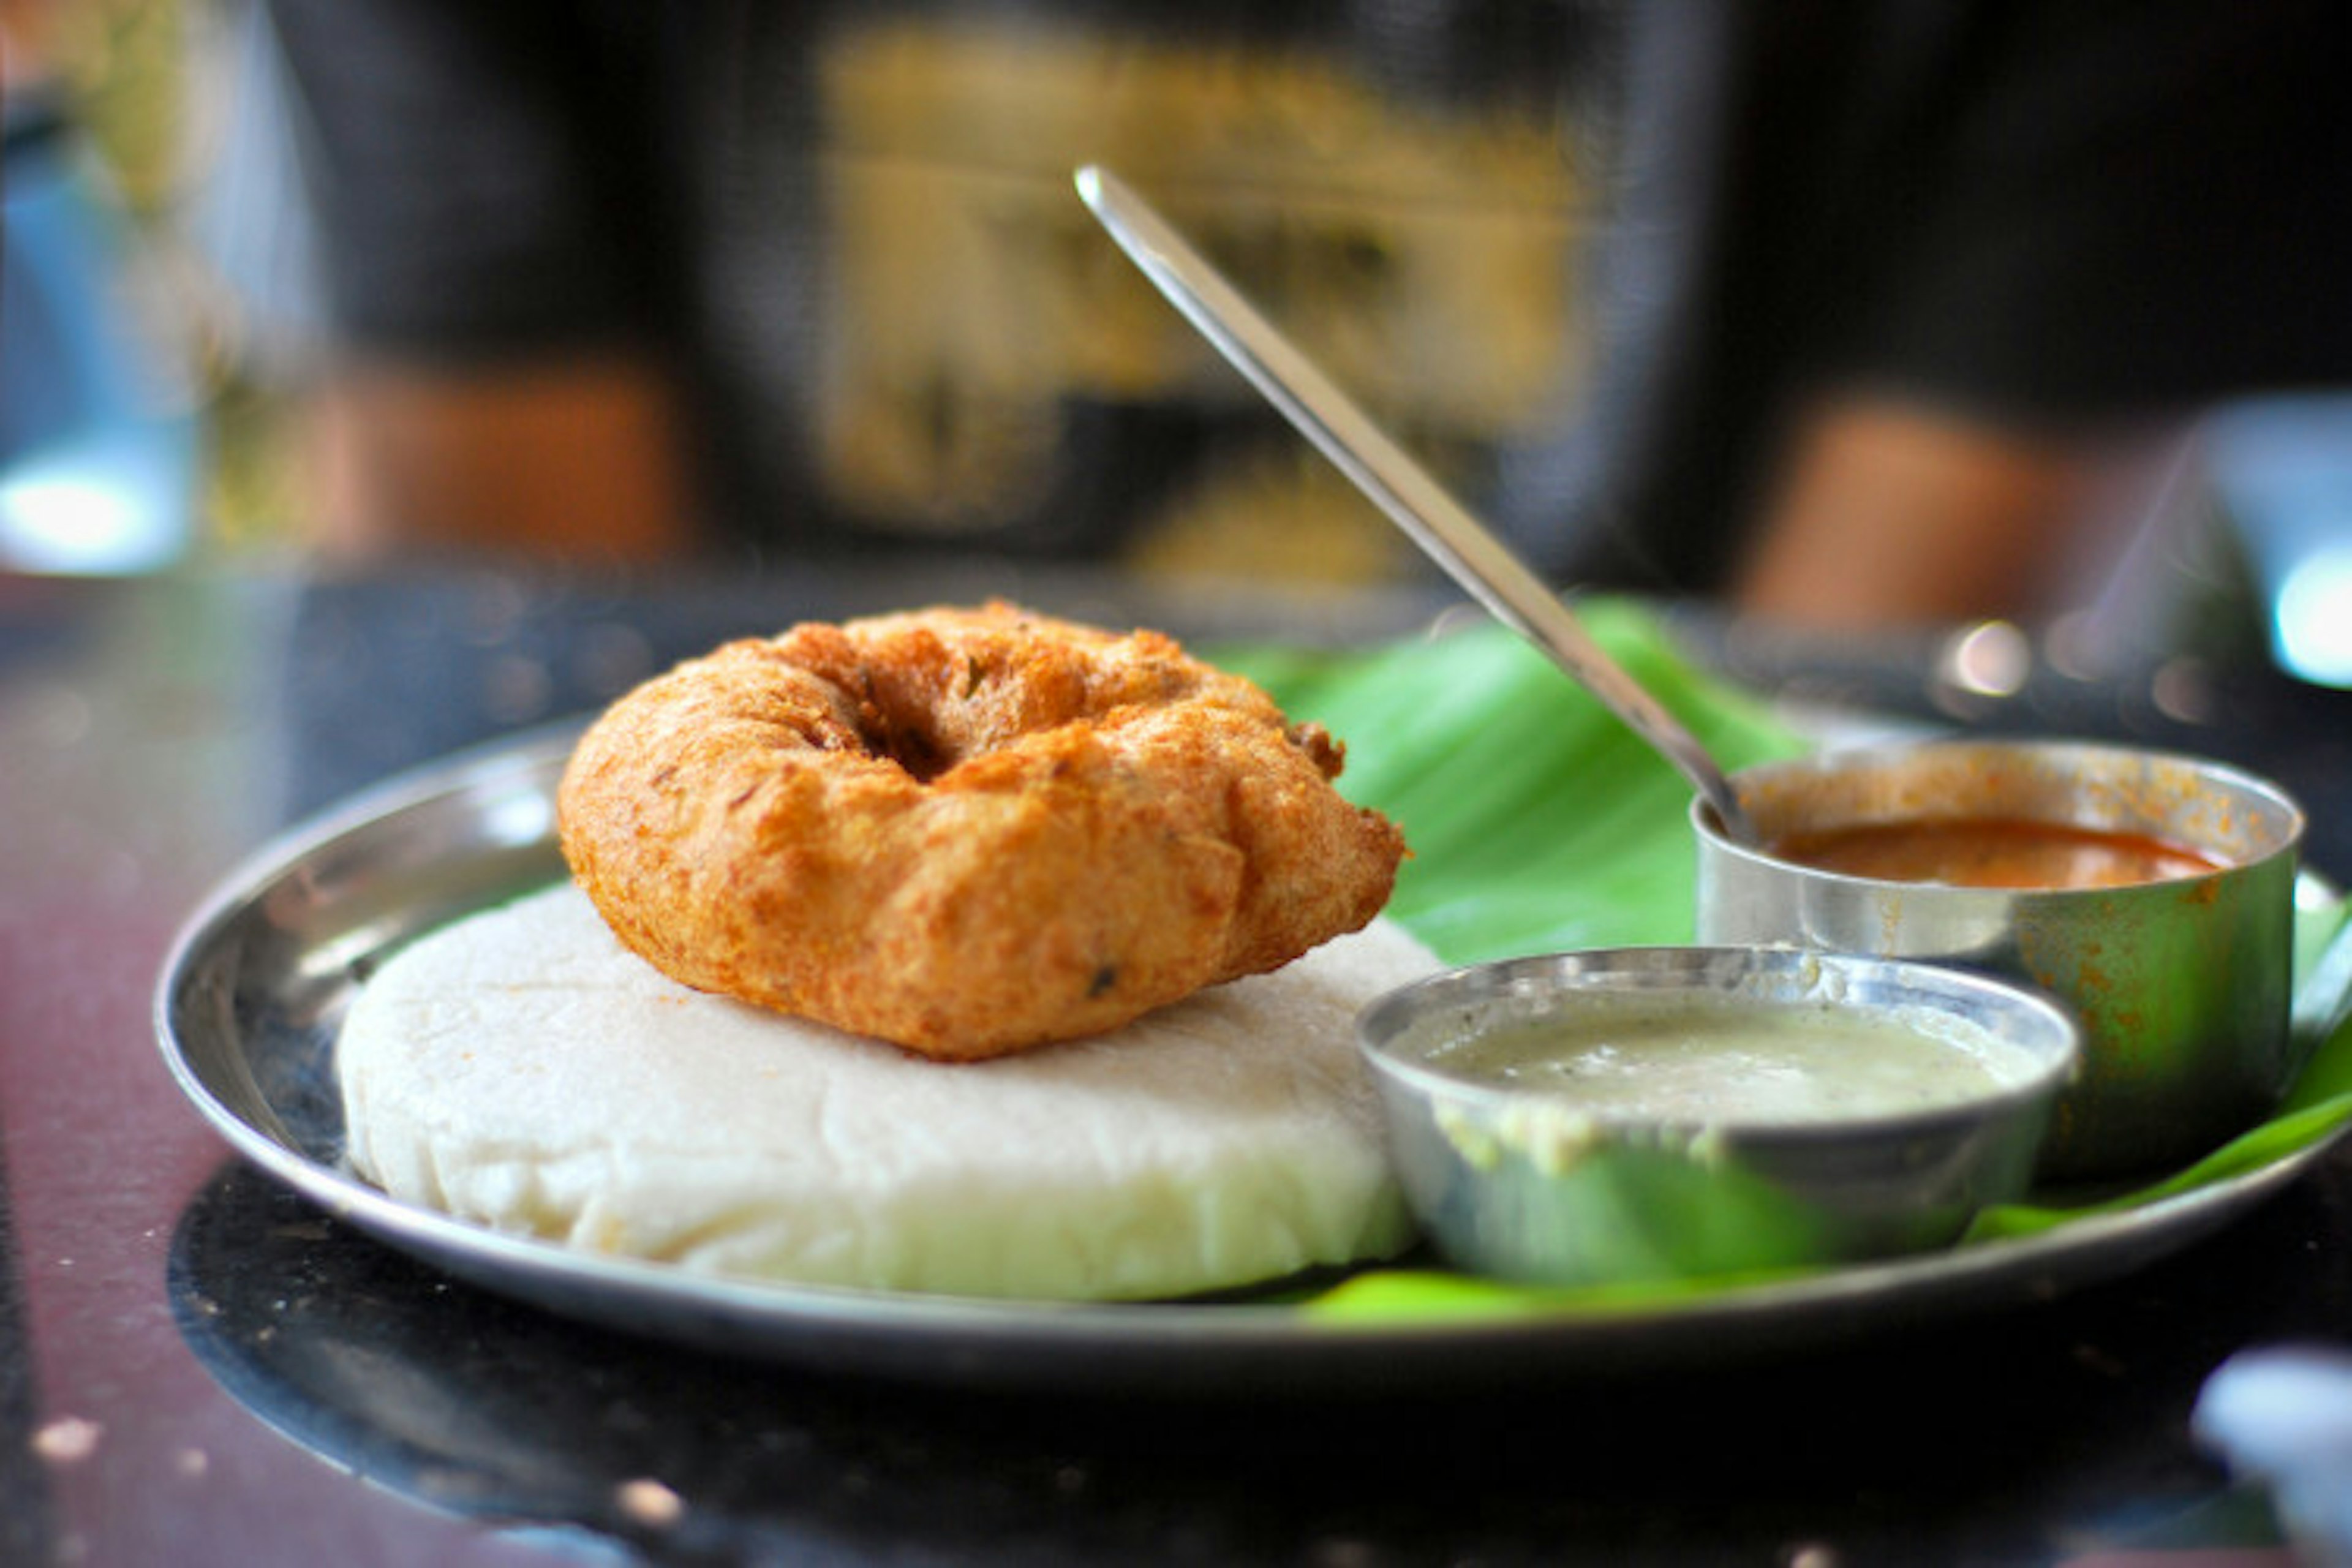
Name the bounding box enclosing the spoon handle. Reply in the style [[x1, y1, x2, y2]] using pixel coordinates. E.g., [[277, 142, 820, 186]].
[[1076, 166, 1757, 843]]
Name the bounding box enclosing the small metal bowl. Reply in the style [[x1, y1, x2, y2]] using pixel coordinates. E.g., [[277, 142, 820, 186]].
[[1694, 739, 2306, 1180], [1357, 947, 2080, 1288]]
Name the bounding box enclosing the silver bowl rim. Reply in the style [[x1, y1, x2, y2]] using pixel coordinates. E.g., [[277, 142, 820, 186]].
[[1689, 736, 2308, 894]]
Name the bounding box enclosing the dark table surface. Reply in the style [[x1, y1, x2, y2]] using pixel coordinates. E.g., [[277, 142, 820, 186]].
[[7, 562, 2351, 1568]]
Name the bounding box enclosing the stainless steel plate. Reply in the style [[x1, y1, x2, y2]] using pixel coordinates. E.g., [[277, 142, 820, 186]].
[[154, 731, 2345, 1396]]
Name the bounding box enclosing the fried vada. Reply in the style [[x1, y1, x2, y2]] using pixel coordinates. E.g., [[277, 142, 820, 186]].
[[557, 603, 1408, 1059]]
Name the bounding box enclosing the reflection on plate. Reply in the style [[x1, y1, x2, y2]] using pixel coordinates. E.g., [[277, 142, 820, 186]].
[[154, 732, 2343, 1396]]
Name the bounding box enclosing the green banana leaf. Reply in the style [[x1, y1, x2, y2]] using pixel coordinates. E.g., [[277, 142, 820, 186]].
[[1219, 601, 2352, 1324]]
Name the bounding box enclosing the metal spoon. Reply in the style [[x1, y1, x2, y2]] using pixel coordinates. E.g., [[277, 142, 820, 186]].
[[1074, 165, 1759, 844]]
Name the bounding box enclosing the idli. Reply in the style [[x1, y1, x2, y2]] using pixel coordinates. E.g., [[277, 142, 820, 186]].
[[337, 883, 1435, 1300]]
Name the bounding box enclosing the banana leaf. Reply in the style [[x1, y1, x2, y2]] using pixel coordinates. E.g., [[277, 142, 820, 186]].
[[1227, 600, 1806, 962]]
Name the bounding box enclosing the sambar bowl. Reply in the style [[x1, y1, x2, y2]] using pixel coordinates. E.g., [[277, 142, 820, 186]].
[[1357, 947, 2079, 1288], [1693, 739, 2306, 1181]]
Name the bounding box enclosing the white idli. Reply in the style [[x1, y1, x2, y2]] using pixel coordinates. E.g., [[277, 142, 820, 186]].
[[336, 883, 1436, 1300]]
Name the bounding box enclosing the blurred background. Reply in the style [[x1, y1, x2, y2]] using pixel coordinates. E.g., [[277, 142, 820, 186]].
[[4, 0, 216, 571], [7, 0, 2352, 688], [7, 0, 1604, 585]]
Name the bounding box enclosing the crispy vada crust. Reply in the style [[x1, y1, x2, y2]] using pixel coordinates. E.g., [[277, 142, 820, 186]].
[[557, 603, 1407, 1058]]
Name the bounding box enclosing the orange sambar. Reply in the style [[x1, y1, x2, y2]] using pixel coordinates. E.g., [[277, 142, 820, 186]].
[[1770, 816, 2229, 891]]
